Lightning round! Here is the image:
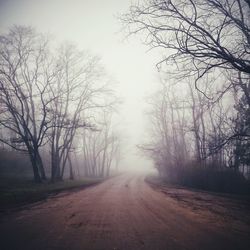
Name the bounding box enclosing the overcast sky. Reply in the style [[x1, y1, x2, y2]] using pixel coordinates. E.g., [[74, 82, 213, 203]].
[[0, 0, 160, 171]]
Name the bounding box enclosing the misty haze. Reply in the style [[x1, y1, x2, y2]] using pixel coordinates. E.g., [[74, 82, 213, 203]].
[[0, 0, 250, 250]]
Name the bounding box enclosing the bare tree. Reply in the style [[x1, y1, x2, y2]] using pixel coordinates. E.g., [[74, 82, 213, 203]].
[[124, 0, 250, 181], [81, 110, 120, 178], [122, 0, 250, 79], [142, 79, 191, 178], [0, 26, 56, 182], [48, 43, 102, 181]]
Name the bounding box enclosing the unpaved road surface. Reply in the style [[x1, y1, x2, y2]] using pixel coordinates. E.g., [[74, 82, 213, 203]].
[[0, 173, 249, 250]]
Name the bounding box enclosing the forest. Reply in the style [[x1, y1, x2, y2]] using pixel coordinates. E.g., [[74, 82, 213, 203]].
[[0, 26, 120, 183], [123, 0, 250, 193], [1, 1, 250, 195]]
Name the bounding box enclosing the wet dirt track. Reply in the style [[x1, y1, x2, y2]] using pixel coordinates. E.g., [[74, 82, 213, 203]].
[[0, 173, 249, 250]]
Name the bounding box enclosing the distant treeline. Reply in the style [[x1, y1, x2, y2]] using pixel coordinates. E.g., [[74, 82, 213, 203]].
[[123, 0, 250, 193], [0, 26, 120, 182]]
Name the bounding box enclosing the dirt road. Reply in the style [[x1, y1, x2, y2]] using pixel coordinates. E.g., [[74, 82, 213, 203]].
[[0, 173, 249, 250]]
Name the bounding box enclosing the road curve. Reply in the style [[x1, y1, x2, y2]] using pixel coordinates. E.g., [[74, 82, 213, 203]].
[[0, 173, 249, 250]]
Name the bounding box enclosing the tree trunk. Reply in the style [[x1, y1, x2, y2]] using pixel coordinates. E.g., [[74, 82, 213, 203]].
[[28, 148, 42, 183], [68, 155, 74, 180], [51, 148, 61, 182], [36, 150, 46, 180]]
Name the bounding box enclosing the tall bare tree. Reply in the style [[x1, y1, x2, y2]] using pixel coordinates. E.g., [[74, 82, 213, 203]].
[[81, 110, 120, 178], [124, 0, 250, 180], [123, 0, 250, 77], [48, 43, 107, 181], [0, 26, 56, 182]]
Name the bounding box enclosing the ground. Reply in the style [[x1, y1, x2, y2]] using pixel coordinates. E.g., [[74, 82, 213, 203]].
[[0, 173, 249, 250], [0, 177, 103, 209]]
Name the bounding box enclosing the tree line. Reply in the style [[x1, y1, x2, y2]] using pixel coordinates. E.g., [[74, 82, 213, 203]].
[[123, 0, 250, 192], [0, 26, 120, 183]]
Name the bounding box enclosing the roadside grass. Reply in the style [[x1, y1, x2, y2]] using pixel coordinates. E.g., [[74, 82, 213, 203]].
[[0, 177, 103, 210], [146, 174, 250, 200]]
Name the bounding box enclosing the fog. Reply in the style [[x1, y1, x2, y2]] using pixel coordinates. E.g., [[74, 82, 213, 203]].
[[0, 0, 159, 173], [1, 1, 250, 250]]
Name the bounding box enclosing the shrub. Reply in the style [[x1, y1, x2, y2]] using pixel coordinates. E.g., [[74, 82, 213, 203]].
[[161, 161, 250, 195]]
